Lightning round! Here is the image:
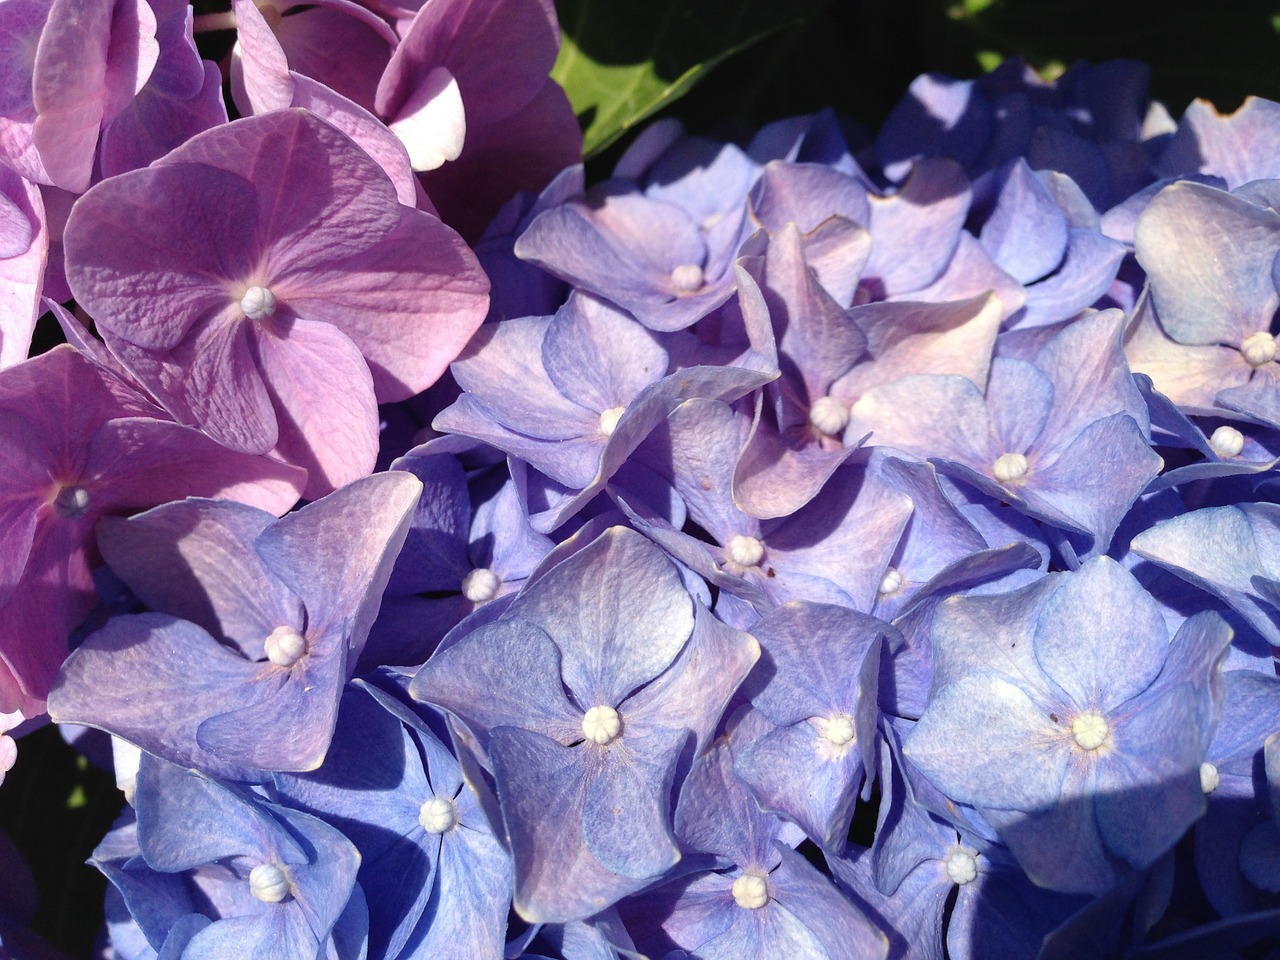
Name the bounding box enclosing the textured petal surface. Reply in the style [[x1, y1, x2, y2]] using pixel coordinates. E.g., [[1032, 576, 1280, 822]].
[[904, 672, 1070, 812], [504, 527, 695, 707], [276, 206, 487, 402], [1031, 557, 1167, 711], [1135, 181, 1280, 346], [250, 316, 379, 498]]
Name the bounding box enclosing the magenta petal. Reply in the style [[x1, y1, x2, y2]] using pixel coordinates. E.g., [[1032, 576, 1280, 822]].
[[0, 187, 31, 259], [377, 0, 558, 127], [0, 0, 47, 117], [1, 516, 98, 715], [229, 0, 293, 115], [271, 3, 392, 112], [30, 0, 114, 192], [64, 164, 259, 350], [101, 0, 160, 122], [98, 61, 228, 179], [250, 317, 378, 498], [287, 72, 416, 207], [104, 307, 279, 455], [0, 509, 36, 616], [0, 343, 151, 441], [85, 418, 305, 516], [0, 410, 51, 607], [159, 111, 401, 268], [422, 77, 583, 242], [0, 166, 46, 368], [275, 207, 488, 401]]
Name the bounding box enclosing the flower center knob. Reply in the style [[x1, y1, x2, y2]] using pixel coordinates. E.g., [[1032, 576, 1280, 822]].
[[460, 567, 501, 603], [944, 846, 978, 885], [1200, 761, 1220, 794], [240, 285, 277, 321], [1071, 711, 1109, 751], [1241, 331, 1277, 368], [1208, 425, 1245, 458], [731, 872, 769, 909], [599, 406, 626, 437], [809, 396, 850, 436], [726, 535, 765, 568], [670, 263, 704, 293], [264, 625, 307, 667], [992, 452, 1029, 483], [419, 796, 458, 833], [582, 705, 622, 745], [822, 714, 855, 747], [878, 567, 903, 596], [249, 862, 290, 903], [53, 485, 90, 520]]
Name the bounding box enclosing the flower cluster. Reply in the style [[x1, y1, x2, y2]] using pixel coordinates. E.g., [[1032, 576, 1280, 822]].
[[0, 7, 1278, 958]]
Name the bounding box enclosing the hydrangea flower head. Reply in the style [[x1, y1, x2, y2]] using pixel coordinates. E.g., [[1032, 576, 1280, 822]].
[[905, 557, 1231, 893], [94, 753, 366, 958], [411, 526, 759, 922], [64, 108, 489, 497], [1129, 180, 1280, 429], [48, 471, 421, 776]]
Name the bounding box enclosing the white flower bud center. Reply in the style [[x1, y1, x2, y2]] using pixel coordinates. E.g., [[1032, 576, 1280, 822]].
[[582, 705, 622, 745], [731, 872, 769, 909], [264, 625, 307, 667], [670, 263, 704, 293], [1240, 331, 1277, 368], [808, 395, 850, 436], [944, 846, 978, 885], [726, 534, 765, 568], [1200, 761, 1220, 794], [1208, 425, 1245, 458], [598, 406, 626, 437], [249, 862, 290, 903], [821, 714, 855, 747], [992, 452, 1029, 483], [878, 567, 903, 596], [1071, 711, 1109, 751], [419, 795, 457, 833], [240, 285, 277, 321], [53, 485, 90, 520], [460, 567, 501, 603]]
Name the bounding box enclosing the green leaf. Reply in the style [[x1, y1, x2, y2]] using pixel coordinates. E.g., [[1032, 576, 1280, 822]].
[[553, 0, 829, 157]]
